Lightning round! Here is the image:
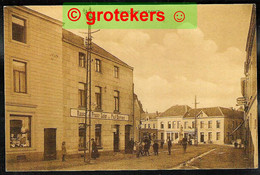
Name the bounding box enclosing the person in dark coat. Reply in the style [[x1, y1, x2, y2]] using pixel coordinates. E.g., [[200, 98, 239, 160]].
[[153, 141, 159, 155], [61, 141, 67, 161], [167, 138, 172, 155], [182, 137, 188, 153], [91, 138, 99, 159]]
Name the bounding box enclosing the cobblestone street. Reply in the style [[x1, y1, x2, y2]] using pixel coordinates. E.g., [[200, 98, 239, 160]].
[[7, 144, 250, 171]]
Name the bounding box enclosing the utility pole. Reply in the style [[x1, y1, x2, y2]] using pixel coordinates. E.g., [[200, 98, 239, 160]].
[[194, 95, 199, 146], [81, 13, 100, 162]]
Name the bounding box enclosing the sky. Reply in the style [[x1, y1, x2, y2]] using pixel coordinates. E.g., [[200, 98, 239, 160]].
[[28, 4, 253, 113]]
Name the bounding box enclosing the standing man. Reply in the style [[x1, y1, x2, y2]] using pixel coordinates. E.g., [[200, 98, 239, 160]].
[[182, 136, 188, 153], [153, 141, 159, 155], [167, 138, 172, 155], [61, 141, 67, 162]]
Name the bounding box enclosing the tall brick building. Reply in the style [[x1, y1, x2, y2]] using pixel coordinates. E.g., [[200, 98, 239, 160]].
[[5, 6, 137, 162]]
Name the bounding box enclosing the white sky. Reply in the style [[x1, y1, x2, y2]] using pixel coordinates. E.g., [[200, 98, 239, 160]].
[[27, 4, 252, 113]]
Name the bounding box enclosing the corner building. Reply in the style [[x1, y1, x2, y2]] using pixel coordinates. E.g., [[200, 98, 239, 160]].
[[5, 6, 135, 162]]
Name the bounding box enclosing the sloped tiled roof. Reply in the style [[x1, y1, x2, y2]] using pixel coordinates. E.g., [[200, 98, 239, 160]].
[[141, 113, 160, 120], [159, 105, 191, 117], [62, 29, 132, 69], [183, 107, 243, 119]]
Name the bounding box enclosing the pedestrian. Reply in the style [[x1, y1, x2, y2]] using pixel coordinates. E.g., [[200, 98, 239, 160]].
[[153, 141, 159, 155], [61, 141, 66, 162], [182, 137, 188, 153], [136, 142, 143, 158], [160, 139, 164, 149], [167, 138, 172, 155], [91, 138, 99, 159]]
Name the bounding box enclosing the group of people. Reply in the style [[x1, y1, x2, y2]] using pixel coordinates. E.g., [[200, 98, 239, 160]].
[[61, 138, 100, 162]]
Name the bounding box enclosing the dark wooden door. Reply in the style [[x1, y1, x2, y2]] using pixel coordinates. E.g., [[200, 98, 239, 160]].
[[113, 125, 119, 152], [44, 128, 57, 160]]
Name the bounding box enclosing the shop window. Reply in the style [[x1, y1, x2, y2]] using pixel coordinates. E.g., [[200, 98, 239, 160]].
[[13, 60, 27, 93], [78, 83, 86, 107], [95, 59, 101, 72], [114, 90, 119, 112], [79, 52, 86, 68], [10, 115, 31, 148], [114, 66, 119, 78], [95, 124, 102, 147], [12, 15, 26, 43], [95, 86, 102, 110]]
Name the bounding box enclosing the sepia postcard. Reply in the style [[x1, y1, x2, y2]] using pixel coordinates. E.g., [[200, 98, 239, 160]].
[[4, 3, 258, 171]]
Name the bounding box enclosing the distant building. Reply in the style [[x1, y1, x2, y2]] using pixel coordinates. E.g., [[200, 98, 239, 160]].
[[184, 107, 244, 145], [240, 5, 257, 168], [133, 94, 145, 142]]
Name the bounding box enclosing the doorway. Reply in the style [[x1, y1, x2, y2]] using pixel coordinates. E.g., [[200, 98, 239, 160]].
[[200, 132, 204, 143], [125, 125, 131, 152], [113, 125, 120, 152], [44, 128, 57, 160]]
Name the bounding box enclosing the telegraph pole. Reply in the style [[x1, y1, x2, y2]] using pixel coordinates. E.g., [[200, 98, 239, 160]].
[[81, 12, 100, 162], [194, 95, 199, 146]]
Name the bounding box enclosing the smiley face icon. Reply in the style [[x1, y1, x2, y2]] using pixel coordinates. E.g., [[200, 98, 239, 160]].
[[174, 11, 185, 22]]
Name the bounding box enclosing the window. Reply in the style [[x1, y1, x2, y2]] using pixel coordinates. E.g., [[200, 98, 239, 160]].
[[114, 90, 119, 112], [208, 132, 212, 141], [13, 60, 27, 93], [95, 124, 102, 147], [161, 122, 164, 129], [153, 124, 156, 129], [10, 115, 31, 148], [95, 86, 102, 110], [192, 121, 195, 128], [95, 59, 101, 72], [168, 121, 171, 129], [216, 132, 220, 140], [175, 133, 178, 139], [216, 120, 221, 128], [148, 124, 150, 128], [167, 133, 170, 140], [161, 133, 164, 140], [114, 66, 119, 78], [12, 15, 26, 43], [79, 123, 85, 150], [177, 121, 180, 129], [144, 124, 146, 128], [184, 122, 188, 129], [78, 83, 86, 107], [79, 52, 86, 67], [208, 121, 212, 128], [172, 121, 176, 129], [200, 121, 204, 129]]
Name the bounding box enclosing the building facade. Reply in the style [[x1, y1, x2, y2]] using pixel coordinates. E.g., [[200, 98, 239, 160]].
[[241, 5, 258, 168], [5, 6, 138, 162]]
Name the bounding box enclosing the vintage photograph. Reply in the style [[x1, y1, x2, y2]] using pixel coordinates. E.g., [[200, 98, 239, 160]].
[[4, 4, 257, 171]]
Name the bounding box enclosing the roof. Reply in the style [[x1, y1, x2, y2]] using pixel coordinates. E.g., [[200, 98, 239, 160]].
[[183, 107, 244, 119], [62, 29, 133, 70], [141, 112, 160, 120], [159, 105, 191, 117]]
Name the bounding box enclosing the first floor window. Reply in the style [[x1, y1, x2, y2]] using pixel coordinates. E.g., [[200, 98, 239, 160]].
[[95, 59, 101, 72], [148, 124, 150, 128], [161, 133, 164, 140], [13, 60, 27, 93], [95, 124, 102, 147], [172, 121, 176, 129], [153, 124, 156, 129], [200, 121, 204, 128], [168, 121, 171, 129], [161, 122, 164, 129], [114, 66, 119, 78], [114, 90, 119, 112], [216, 120, 221, 128], [78, 83, 86, 107], [208, 121, 212, 128], [95, 86, 102, 110], [216, 132, 220, 140], [10, 115, 31, 148], [184, 122, 188, 129], [177, 121, 180, 129], [167, 133, 170, 140], [79, 52, 86, 67]]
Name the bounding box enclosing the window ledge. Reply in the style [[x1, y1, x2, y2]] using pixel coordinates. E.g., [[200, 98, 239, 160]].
[[113, 111, 121, 114]]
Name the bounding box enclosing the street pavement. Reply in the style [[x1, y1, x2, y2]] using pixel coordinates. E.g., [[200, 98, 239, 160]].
[[6, 144, 250, 171]]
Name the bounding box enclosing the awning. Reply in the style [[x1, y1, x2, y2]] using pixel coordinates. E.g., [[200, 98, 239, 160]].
[[229, 120, 245, 136]]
